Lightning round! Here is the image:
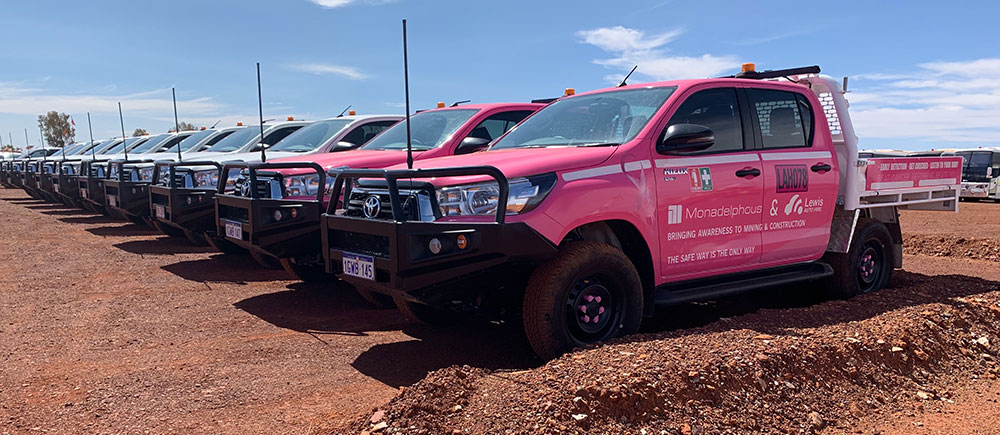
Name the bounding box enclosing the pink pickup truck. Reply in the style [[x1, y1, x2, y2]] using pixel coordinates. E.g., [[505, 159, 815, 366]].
[[321, 65, 963, 359]]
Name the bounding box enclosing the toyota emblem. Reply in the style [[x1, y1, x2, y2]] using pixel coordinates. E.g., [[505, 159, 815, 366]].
[[239, 179, 251, 197], [362, 195, 381, 218]]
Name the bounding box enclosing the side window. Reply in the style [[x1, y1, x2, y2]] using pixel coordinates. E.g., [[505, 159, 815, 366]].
[[201, 131, 233, 149], [749, 89, 813, 149], [665, 88, 744, 153], [466, 110, 534, 143], [262, 126, 299, 145], [336, 120, 398, 151]]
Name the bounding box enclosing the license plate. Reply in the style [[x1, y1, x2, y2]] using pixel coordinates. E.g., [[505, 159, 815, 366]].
[[108, 195, 117, 207], [224, 220, 243, 240], [81, 189, 88, 198], [154, 205, 165, 219], [342, 252, 375, 281], [53, 184, 59, 192]]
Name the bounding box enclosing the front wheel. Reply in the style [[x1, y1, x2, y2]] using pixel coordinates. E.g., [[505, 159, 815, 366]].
[[822, 218, 894, 299], [522, 241, 643, 360]]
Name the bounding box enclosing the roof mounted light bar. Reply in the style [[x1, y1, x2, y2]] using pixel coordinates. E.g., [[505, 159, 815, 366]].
[[721, 64, 821, 80]]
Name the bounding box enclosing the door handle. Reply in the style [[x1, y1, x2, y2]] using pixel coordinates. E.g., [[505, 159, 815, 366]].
[[735, 167, 761, 178], [811, 163, 832, 173]]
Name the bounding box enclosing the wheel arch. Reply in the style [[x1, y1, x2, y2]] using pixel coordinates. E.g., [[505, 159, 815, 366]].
[[559, 219, 657, 316]]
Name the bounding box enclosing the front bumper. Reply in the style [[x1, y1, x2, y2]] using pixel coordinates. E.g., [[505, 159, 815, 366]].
[[80, 175, 107, 210], [212, 161, 329, 260], [55, 173, 80, 203], [104, 179, 151, 218], [150, 185, 217, 232], [320, 166, 557, 302]]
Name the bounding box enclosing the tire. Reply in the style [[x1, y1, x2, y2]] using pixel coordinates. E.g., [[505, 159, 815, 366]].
[[152, 220, 185, 238], [821, 218, 894, 299], [355, 287, 394, 308], [279, 257, 328, 282], [522, 241, 643, 360], [249, 249, 282, 269], [206, 236, 246, 255], [394, 297, 457, 326], [182, 229, 208, 246]]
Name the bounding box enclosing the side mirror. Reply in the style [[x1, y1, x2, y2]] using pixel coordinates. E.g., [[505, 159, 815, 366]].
[[250, 143, 270, 152], [456, 136, 490, 155], [332, 141, 357, 152], [657, 124, 715, 154]]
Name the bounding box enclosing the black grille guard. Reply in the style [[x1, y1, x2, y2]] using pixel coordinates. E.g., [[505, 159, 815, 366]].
[[109, 159, 156, 182], [218, 161, 326, 201], [325, 166, 509, 224]]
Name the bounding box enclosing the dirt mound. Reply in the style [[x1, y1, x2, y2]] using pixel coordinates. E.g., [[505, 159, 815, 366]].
[[904, 234, 1000, 262], [347, 273, 1000, 434]]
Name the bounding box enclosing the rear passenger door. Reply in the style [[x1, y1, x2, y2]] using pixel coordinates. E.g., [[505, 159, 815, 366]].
[[655, 87, 764, 281], [752, 88, 838, 265]]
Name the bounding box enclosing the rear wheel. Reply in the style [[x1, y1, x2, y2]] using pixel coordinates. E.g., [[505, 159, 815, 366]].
[[522, 241, 643, 360], [822, 218, 894, 299]]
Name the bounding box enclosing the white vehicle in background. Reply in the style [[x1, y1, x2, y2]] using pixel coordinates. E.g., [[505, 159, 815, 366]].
[[148, 114, 400, 244], [946, 148, 1000, 200]]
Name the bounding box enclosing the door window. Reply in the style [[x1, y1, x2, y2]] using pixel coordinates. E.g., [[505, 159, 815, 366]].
[[337, 120, 398, 150], [665, 88, 744, 153], [749, 89, 813, 149]]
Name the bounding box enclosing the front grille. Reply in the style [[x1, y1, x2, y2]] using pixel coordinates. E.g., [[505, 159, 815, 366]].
[[329, 230, 390, 258], [219, 204, 249, 223], [346, 191, 421, 221], [233, 175, 274, 198]]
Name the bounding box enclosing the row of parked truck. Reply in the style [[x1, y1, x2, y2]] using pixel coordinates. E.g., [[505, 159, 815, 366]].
[[0, 65, 974, 359]]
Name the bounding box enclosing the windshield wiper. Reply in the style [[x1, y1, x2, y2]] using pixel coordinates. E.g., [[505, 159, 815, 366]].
[[576, 142, 620, 147]]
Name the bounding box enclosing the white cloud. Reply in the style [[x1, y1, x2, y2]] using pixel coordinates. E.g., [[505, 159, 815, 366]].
[[306, 0, 398, 8], [576, 26, 739, 82], [849, 58, 1000, 146], [0, 85, 222, 116], [287, 63, 367, 80]]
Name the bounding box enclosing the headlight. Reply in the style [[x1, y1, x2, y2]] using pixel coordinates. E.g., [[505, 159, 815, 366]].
[[436, 173, 556, 216], [283, 174, 333, 197], [193, 169, 220, 188], [137, 167, 155, 181]]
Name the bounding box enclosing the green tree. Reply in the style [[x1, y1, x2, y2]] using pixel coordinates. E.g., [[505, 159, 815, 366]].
[[37, 111, 75, 148], [132, 128, 148, 136], [177, 121, 198, 132]]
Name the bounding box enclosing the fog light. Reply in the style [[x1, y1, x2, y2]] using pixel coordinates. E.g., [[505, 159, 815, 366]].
[[131, 187, 137, 195], [273, 210, 283, 222], [290, 208, 297, 218], [428, 238, 442, 255], [456, 234, 468, 249], [185, 197, 193, 205]]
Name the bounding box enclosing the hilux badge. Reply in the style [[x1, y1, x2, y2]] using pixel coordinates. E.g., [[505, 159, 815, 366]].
[[363, 195, 382, 218]]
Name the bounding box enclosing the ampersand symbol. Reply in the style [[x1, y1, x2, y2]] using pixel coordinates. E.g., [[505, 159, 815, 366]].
[[769, 199, 779, 217]]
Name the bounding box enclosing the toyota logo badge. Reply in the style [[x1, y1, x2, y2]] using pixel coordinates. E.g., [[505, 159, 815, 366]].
[[362, 195, 381, 218]]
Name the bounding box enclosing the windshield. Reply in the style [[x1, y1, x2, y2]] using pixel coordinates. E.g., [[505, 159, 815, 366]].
[[492, 87, 677, 149], [60, 144, 85, 155], [957, 151, 994, 182], [361, 109, 478, 151], [204, 127, 258, 152], [103, 137, 144, 155], [130, 134, 172, 153], [269, 119, 352, 152], [163, 130, 215, 153]]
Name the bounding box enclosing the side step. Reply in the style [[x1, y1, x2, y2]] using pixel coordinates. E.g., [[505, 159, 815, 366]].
[[655, 262, 834, 305]]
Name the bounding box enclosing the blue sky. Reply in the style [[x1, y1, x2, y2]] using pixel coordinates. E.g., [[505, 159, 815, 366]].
[[1, 0, 998, 151]]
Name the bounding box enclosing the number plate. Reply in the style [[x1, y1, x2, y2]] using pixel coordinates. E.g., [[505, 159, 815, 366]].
[[81, 188, 88, 198], [107, 195, 117, 207], [154, 205, 165, 219], [342, 252, 375, 281], [224, 220, 243, 240], [53, 184, 59, 192]]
